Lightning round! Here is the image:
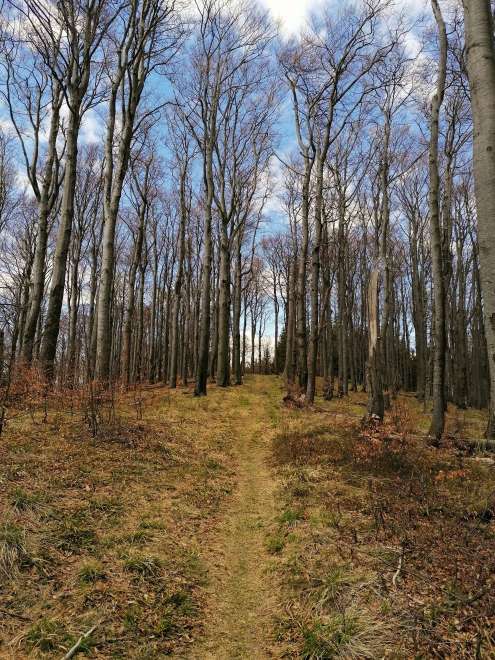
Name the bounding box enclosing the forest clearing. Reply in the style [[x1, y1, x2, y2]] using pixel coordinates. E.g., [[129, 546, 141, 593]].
[[0, 376, 494, 658]]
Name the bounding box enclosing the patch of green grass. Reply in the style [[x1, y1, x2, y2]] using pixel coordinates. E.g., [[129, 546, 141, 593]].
[[49, 507, 99, 553], [314, 565, 370, 610], [266, 534, 285, 554], [166, 589, 196, 616], [0, 522, 30, 580], [150, 592, 197, 640], [154, 612, 177, 638], [25, 618, 68, 653], [123, 604, 142, 632], [302, 609, 390, 659], [11, 487, 41, 511], [292, 482, 312, 498], [55, 524, 97, 553], [279, 508, 304, 526], [78, 560, 106, 584], [139, 517, 165, 530], [124, 553, 162, 578], [316, 509, 344, 529], [88, 495, 123, 517], [124, 529, 153, 545]]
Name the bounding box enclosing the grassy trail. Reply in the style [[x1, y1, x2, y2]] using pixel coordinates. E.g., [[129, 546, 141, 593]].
[[1, 375, 493, 657], [193, 377, 282, 659]]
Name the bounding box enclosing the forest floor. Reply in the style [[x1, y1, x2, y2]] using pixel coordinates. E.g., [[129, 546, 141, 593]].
[[0, 376, 494, 658]]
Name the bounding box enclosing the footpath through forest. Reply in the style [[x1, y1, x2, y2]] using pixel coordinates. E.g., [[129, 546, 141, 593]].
[[0, 376, 494, 658], [194, 381, 282, 658]]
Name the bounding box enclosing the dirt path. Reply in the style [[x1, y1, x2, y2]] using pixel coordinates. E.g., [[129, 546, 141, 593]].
[[191, 381, 281, 659]]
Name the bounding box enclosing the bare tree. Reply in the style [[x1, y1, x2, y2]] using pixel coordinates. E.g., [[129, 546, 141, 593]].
[[95, 0, 182, 382], [462, 0, 495, 438], [0, 20, 65, 363], [428, 0, 447, 441], [8, 0, 124, 378]]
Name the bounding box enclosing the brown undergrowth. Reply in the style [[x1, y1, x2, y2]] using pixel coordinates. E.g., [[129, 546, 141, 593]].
[[1, 375, 494, 658], [270, 388, 495, 658], [0, 378, 236, 658]]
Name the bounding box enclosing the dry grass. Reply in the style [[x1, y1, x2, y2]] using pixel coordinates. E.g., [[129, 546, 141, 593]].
[[0, 380, 237, 658], [270, 384, 495, 658], [1, 376, 494, 658]]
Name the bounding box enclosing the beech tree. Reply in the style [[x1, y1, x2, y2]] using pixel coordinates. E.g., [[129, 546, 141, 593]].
[[95, 0, 182, 382], [282, 0, 399, 403], [0, 0, 492, 445], [462, 0, 495, 438]]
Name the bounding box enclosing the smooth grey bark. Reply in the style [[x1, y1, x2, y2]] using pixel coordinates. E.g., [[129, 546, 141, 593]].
[[462, 0, 495, 438], [195, 155, 214, 395], [337, 196, 348, 397], [306, 146, 329, 402], [295, 148, 312, 390], [367, 115, 390, 419], [21, 82, 63, 363], [86, 221, 102, 382], [121, 181, 147, 387], [95, 9, 145, 382], [284, 78, 314, 391], [283, 258, 297, 385], [428, 0, 447, 441], [367, 268, 384, 419], [170, 164, 188, 388], [232, 233, 243, 385], [216, 219, 230, 387], [40, 104, 82, 379], [95, 0, 179, 382], [39, 0, 114, 380], [66, 233, 82, 385]]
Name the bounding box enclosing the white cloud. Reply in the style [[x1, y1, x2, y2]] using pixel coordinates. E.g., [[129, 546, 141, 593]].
[[16, 169, 33, 195], [259, 0, 321, 36], [261, 0, 427, 36], [80, 109, 104, 145]]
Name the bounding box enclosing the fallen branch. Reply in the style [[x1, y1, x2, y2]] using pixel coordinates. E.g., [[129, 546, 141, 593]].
[[392, 544, 405, 588], [61, 624, 98, 660]]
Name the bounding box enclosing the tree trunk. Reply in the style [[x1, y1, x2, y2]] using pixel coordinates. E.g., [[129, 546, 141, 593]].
[[284, 259, 296, 385], [296, 170, 310, 389], [428, 0, 447, 441], [170, 167, 187, 388], [40, 105, 80, 379], [22, 85, 61, 363], [195, 146, 213, 396], [306, 155, 324, 403], [67, 240, 81, 386], [367, 268, 384, 419], [232, 238, 243, 385], [462, 0, 495, 437], [216, 220, 231, 387], [121, 205, 146, 387]]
